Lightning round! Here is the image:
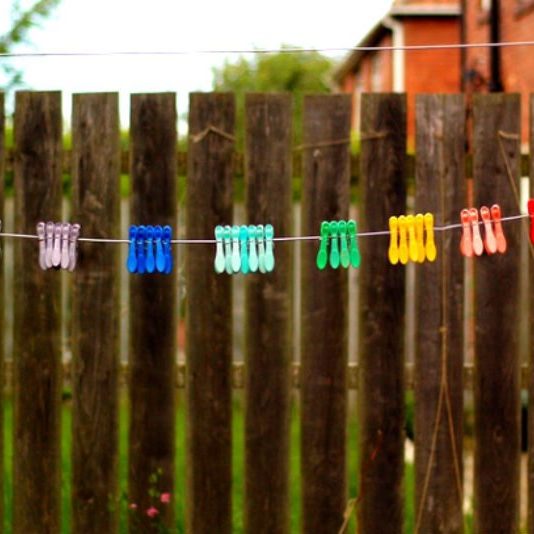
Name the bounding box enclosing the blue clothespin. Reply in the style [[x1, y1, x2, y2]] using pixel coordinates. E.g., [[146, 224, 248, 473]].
[[136, 225, 147, 274], [162, 225, 173, 274], [154, 225, 165, 273], [145, 226, 156, 273], [127, 225, 138, 273]]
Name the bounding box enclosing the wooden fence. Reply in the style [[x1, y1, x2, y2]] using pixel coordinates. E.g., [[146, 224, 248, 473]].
[[0, 90, 532, 533]]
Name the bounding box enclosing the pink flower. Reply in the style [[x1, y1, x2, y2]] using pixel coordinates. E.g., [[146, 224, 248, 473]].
[[160, 493, 171, 504], [128, 503, 138, 510], [146, 506, 159, 518]]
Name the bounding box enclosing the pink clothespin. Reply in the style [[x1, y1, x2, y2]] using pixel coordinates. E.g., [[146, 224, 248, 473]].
[[469, 208, 484, 256], [460, 209, 473, 257], [491, 204, 507, 254], [528, 199, 534, 244], [480, 206, 497, 255]]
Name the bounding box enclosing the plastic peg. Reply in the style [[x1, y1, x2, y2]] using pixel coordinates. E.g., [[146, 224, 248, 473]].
[[155, 225, 165, 273], [231, 225, 241, 273], [68, 224, 81, 272], [414, 214, 425, 263], [398, 215, 409, 265], [329, 221, 340, 269], [264, 224, 275, 272], [388, 216, 399, 265], [240, 226, 250, 274], [127, 225, 138, 273], [491, 204, 507, 254], [423, 213, 437, 262], [51, 222, 62, 268], [339, 220, 350, 268], [214, 225, 226, 274], [406, 215, 418, 263], [248, 225, 259, 272], [528, 199, 534, 244], [469, 208, 484, 256], [480, 206, 497, 255], [136, 225, 147, 273], [45, 221, 55, 269], [145, 226, 156, 273], [61, 223, 70, 269], [223, 225, 233, 274], [459, 209, 473, 257], [347, 219, 361, 268], [162, 225, 173, 274], [257, 225, 266, 273], [316, 221, 329, 270], [36, 222, 47, 270]]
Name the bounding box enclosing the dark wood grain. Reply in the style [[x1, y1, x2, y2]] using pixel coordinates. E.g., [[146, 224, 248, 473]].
[[529, 93, 534, 534], [473, 93, 521, 532], [13, 91, 62, 533], [358, 93, 406, 534], [300, 94, 350, 534], [186, 92, 234, 534], [244, 93, 293, 534], [414, 94, 465, 533], [0, 92, 4, 530], [71, 93, 120, 533], [128, 93, 177, 531]]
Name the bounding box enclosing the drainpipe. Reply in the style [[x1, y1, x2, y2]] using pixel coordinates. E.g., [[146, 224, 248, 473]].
[[489, 0, 503, 91], [383, 16, 405, 93]]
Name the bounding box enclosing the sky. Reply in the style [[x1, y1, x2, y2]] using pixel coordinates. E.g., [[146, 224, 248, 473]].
[[1, 0, 393, 127]]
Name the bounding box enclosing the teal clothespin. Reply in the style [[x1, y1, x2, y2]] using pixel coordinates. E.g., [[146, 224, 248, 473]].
[[231, 225, 241, 273], [224, 225, 233, 274], [339, 220, 350, 268], [316, 221, 329, 270], [248, 225, 259, 272], [329, 221, 340, 269], [347, 219, 361, 268], [214, 225, 225, 274], [257, 224, 266, 273], [240, 225, 249, 274], [264, 224, 275, 272]]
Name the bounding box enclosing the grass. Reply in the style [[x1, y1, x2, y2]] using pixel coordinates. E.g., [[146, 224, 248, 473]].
[[2, 392, 419, 533]]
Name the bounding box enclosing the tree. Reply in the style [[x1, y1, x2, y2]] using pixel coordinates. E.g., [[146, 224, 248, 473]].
[[212, 45, 335, 146], [1, 0, 61, 90]]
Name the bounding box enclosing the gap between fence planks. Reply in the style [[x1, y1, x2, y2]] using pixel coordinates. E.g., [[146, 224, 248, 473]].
[[71, 93, 121, 533], [244, 94, 293, 534], [186, 92, 235, 534], [529, 93, 534, 534], [414, 94, 465, 533], [13, 91, 63, 533], [473, 93, 521, 532], [128, 93, 178, 532], [358, 93, 407, 533], [300, 94, 351, 534]]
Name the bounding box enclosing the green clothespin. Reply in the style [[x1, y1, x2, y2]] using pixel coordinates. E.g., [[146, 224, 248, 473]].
[[316, 221, 329, 270], [214, 225, 225, 274], [329, 221, 340, 269], [240, 225, 249, 274], [223, 225, 233, 274], [347, 219, 361, 268], [339, 220, 350, 268], [248, 225, 258, 272], [231, 225, 241, 273], [264, 224, 275, 272], [257, 224, 266, 273]]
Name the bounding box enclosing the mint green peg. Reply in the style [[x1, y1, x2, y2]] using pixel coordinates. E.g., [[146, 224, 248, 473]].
[[264, 224, 275, 272], [214, 225, 225, 274], [329, 221, 340, 269], [248, 225, 259, 272], [339, 220, 350, 268], [240, 225, 249, 274], [231, 225, 241, 273], [316, 221, 329, 270], [224, 225, 233, 274], [257, 224, 266, 273], [348, 219, 361, 268]]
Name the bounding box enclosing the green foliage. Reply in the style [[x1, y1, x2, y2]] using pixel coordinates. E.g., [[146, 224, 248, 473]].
[[1, 0, 61, 90], [212, 45, 335, 147]]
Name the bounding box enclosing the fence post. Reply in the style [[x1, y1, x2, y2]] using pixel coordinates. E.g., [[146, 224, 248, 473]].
[[300, 94, 351, 533], [71, 93, 120, 533], [128, 93, 177, 531], [473, 93, 521, 532], [414, 94, 465, 533], [358, 93, 406, 533], [13, 91, 62, 533], [244, 93, 293, 534], [0, 92, 4, 531], [186, 92, 234, 534], [529, 93, 534, 534]]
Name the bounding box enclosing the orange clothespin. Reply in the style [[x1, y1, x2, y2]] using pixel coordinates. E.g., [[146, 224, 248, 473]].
[[480, 206, 497, 255], [491, 204, 507, 254], [469, 208, 484, 256], [460, 209, 473, 257], [528, 199, 534, 244]]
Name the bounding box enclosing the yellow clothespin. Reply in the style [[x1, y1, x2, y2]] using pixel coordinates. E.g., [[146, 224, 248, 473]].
[[388, 216, 399, 265], [424, 213, 437, 261], [406, 215, 418, 263], [398, 215, 409, 265], [415, 214, 425, 263]]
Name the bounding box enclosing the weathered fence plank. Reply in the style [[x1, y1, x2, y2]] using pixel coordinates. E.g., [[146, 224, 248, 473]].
[[13, 91, 62, 533], [529, 93, 534, 534], [0, 92, 4, 530], [473, 93, 521, 532], [358, 93, 406, 533], [128, 93, 177, 531], [414, 94, 465, 533], [186, 93, 235, 534], [71, 93, 120, 533], [244, 93, 293, 534], [300, 94, 350, 533]]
